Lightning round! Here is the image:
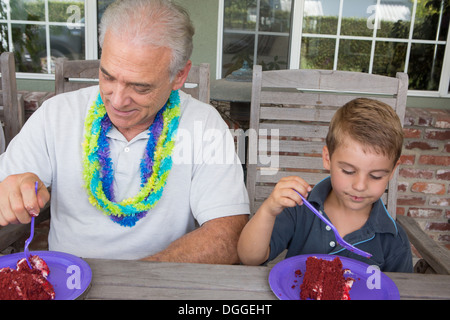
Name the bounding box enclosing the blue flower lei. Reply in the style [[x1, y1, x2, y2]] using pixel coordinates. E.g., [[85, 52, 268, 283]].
[[82, 90, 181, 227]]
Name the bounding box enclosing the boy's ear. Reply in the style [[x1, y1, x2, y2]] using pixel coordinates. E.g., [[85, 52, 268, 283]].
[[388, 159, 401, 180], [322, 146, 331, 171]]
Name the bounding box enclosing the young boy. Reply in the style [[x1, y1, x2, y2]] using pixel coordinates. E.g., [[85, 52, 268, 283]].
[[238, 98, 413, 272]]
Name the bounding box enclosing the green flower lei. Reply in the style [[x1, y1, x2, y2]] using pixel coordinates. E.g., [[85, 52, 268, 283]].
[[81, 90, 181, 227]]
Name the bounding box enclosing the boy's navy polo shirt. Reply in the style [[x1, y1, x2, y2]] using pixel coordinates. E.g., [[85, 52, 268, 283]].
[[268, 177, 413, 272]]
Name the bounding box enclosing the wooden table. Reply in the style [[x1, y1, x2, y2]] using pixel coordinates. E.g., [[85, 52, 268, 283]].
[[83, 259, 450, 300]]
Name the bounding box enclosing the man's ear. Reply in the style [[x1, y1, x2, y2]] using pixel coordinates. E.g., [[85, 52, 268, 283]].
[[171, 60, 192, 91], [322, 145, 331, 171]]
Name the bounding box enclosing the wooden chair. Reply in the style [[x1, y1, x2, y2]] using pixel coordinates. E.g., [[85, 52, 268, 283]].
[[0, 52, 25, 148], [182, 63, 210, 103], [397, 215, 450, 274], [0, 115, 4, 153], [0, 52, 48, 253], [54, 58, 100, 95], [246, 65, 408, 217], [55, 58, 210, 103], [246, 65, 450, 274]]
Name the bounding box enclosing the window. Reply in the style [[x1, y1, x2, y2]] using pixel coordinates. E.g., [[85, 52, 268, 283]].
[[222, 0, 293, 78], [0, 0, 87, 76], [0, 0, 110, 78], [300, 0, 449, 95], [220, 0, 450, 96]]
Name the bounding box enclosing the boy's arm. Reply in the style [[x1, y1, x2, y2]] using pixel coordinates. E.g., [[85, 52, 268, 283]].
[[237, 203, 277, 265], [238, 176, 311, 265]]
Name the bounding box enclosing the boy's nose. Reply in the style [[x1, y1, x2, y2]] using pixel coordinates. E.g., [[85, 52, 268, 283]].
[[352, 174, 368, 192]]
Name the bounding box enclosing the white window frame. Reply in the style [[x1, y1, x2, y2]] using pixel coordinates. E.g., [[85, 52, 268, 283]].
[[217, 0, 450, 98]]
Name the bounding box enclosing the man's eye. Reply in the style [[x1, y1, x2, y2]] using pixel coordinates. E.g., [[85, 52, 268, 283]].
[[135, 87, 150, 94], [102, 73, 113, 81], [133, 85, 152, 94]]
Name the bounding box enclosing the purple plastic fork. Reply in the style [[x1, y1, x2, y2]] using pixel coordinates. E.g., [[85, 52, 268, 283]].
[[294, 190, 372, 258], [24, 181, 38, 268]]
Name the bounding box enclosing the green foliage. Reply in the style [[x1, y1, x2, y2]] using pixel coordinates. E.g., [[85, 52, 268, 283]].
[[300, 1, 449, 91]]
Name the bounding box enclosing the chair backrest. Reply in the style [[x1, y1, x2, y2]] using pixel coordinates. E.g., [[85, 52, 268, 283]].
[[182, 63, 210, 104], [246, 65, 408, 217], [54, 58, 100, 95], [55, 58, 210, 103], [0, 52, 24, 148], [0, 119, 4, 153]]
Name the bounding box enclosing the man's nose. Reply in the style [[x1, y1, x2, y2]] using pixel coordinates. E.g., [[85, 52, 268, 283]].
[[110, 83, 131, 108]]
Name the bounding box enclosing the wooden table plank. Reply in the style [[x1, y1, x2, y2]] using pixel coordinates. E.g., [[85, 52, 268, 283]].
[[84, 259, 275, 300], [83, 259, 450, 300], [386, 272, 450, 300], [88, 285, 275, 300]]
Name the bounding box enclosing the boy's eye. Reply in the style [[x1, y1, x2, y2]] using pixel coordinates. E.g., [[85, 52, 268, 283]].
[[342, 169, 354, 175], [370, 175, 383, 180]]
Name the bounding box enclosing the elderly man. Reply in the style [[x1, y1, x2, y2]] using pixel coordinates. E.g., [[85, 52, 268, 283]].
[[0, 0, 249, 263]]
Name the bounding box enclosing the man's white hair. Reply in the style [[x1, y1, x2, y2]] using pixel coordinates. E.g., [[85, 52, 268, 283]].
[[99, 0, 195, 79]]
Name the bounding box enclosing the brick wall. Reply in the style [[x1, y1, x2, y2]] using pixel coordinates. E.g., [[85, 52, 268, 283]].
[[22, 93, 450, 250], [399, 108, 450, 250]]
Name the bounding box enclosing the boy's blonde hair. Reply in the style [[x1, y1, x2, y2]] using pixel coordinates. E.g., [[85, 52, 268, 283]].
[[326, 98, 404, 166]]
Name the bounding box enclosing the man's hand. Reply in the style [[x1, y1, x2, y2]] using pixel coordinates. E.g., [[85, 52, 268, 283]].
[[0, 173, 50, 226]]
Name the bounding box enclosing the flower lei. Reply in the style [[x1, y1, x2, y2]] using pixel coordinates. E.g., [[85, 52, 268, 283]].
[[82, 90, 181, 227]]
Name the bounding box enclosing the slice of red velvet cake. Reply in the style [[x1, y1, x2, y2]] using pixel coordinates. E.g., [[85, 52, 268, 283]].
[[300, 256, 354, 300], [0, 255, 55, 300]]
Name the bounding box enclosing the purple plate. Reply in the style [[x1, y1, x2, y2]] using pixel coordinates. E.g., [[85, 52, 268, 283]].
[[269, 254, 400, 300], [0, 251, 92, 300]]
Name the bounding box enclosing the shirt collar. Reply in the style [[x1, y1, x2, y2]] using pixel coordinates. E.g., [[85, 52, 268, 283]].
[[106, 125, 149, 144], [308, 176, 398, 236]]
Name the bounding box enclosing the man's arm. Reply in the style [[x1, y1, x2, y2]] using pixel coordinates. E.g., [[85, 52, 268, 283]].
[[142, 214, 248, 264]]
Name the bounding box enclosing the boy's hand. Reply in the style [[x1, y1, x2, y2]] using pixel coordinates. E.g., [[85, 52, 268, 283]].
[[262, 176, 312, 217]]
